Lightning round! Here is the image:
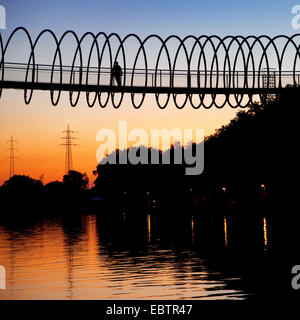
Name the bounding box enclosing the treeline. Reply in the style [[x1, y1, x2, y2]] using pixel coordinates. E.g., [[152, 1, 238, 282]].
[[0, 86, 298, 210], [0, 170, 90, 205], [94, 87, 298, 206]]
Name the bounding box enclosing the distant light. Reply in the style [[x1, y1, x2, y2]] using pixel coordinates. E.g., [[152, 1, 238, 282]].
[[222, 187, 226, 193], [260, 184, 266, 192]]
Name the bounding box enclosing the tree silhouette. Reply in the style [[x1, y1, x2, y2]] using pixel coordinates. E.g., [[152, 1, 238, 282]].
[[63, 170, 89, 192], [0, 175, 43, 204]]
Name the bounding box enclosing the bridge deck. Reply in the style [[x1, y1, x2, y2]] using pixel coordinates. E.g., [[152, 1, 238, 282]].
[[0, 80, 297, 95]]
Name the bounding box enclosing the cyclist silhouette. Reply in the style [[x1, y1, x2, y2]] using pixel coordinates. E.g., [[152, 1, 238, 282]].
[[112, 61, 123, 86]]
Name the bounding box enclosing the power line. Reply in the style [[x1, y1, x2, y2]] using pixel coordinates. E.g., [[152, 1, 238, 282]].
[[6, 136, 18, 178], [61, 124, 78, 174]]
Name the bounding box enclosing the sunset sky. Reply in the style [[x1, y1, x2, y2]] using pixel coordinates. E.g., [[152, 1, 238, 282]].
[[0, 0, 297, 185]]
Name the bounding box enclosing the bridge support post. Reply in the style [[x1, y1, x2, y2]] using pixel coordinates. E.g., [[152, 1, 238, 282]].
[[160, 70, 162, 87]]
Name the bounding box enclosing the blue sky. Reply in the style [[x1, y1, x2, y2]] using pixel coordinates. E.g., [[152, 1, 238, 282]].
[[1, 0, 298, 37]]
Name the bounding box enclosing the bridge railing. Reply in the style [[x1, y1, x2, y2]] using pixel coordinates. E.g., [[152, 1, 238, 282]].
[[2, 62, 300, 90], [1, 61, 300, 108]]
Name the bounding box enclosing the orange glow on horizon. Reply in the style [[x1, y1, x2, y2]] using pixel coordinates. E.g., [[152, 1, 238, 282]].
[[0, 89, 241, 185]]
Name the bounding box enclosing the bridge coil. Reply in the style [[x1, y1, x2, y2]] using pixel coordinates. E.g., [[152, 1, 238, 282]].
[[0, 28, 299, 108]]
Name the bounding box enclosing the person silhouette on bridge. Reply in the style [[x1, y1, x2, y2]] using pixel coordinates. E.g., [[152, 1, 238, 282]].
[[112, 61, 123, 86]]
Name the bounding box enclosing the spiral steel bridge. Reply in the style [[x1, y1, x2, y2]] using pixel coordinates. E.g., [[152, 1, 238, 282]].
[[0, 27, 299, 109]]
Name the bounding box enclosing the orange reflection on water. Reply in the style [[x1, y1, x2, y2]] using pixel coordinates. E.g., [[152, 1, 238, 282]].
[[0, 214, 248, 300], [147, 214, 151, 242], [0, 222, 67, 299], [191, 217, 195, 245], [224, 216, 228, 248], [263, 217, 268, 250]]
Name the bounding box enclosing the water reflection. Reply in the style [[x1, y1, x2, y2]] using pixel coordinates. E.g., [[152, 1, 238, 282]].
[[191, 216, 195, 245], [147, 214, 151, 243], [0, 209, 275, 300], [224, 216, 228, 248], [263, 216, 269, 252]]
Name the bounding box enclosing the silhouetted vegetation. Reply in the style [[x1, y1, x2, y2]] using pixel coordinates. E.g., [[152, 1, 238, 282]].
[[93, 146, 188, 210], [93, 87, 298, 212], [0, 175, 43, 203], [0, 170, 89, 210], [63, 170, 89, 193], [0, 87, 298, 216], [199, 89, 296, 203]]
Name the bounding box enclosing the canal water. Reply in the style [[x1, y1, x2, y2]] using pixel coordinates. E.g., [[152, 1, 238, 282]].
[[0, 207, 288, 300]]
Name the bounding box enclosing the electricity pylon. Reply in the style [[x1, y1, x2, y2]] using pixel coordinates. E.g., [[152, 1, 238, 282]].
[[6, 136, 18, 178], [61, 124, 78, 174]]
